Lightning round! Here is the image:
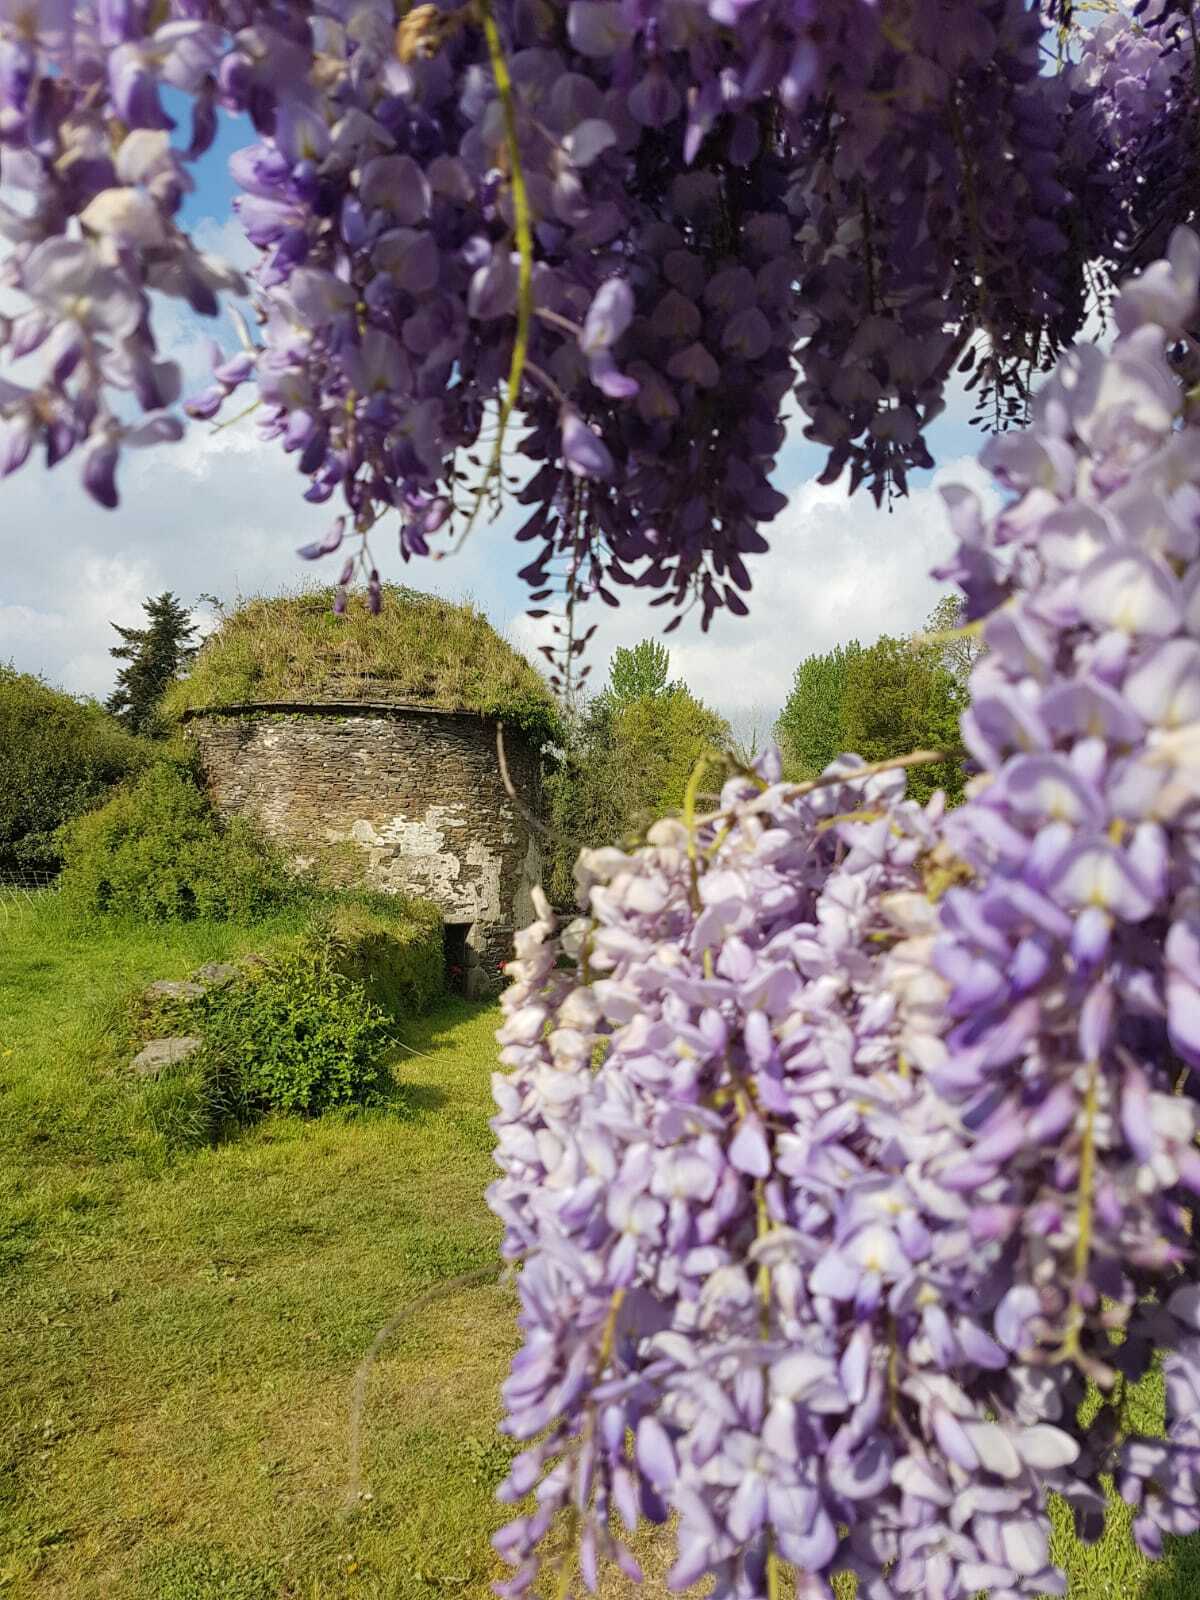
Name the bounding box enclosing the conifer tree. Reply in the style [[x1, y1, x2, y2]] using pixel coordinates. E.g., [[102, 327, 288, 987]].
[[106, 593, 199, 737]]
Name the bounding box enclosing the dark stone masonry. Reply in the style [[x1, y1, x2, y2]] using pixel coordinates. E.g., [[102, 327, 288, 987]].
[[187, 704, 544, 987]]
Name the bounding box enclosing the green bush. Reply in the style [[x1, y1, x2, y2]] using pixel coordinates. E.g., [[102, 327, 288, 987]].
[[58, 758, 292, 924], [0, 663, 149, 875], [321, 892, 444, 1017], [127, 894, 442, 1130], [198, 938, 395, 1116]]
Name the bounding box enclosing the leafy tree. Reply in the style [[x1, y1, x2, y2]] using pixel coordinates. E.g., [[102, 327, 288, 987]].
[[602, 639, 680, 707], [0, 665, 148, 875], [775, 642, 862, 780], [546, 651, 730, 902], [107, 592, 200, 736], [839, 635, 967, 806], [923, 593, 984, 690], [610, 691, 729, 818], [776, 629, 968, 804]]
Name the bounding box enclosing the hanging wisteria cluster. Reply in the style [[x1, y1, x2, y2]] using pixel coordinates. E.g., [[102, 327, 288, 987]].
[[0, 2, 1197, 630], [1071, 0, 1200, 279], [488, 231, 1200, 1598]]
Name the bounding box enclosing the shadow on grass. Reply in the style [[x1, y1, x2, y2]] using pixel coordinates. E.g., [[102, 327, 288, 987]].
[[0, 956, 54, 985], [394, 993, 499, 1055], [359, 1069, 447, 1122], [384, 1078, 448, 1116], [1142, 1536, 1200, 1600]]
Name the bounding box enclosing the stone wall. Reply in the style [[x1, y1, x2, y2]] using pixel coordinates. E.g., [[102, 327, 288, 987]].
[[188, 706, 544, 981]]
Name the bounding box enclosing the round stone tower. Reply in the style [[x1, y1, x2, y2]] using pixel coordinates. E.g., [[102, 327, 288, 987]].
[[168, 588, 556, 990]]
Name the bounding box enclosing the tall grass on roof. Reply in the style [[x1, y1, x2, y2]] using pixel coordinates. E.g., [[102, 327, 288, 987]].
[[161, 586, 561, 747]]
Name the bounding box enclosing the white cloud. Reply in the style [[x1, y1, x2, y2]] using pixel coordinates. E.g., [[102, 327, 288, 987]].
[[0, 411, 1000, 731], [192, 213, 260, 271], [0, 411, 541, 701], [511, 456, 1000, 739]]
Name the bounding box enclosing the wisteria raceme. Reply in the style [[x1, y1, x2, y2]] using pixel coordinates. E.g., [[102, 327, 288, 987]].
[[1070, 0, 1199, 275], [931, 218, 1200, 1564], [1, 2, 1197, 629], [487, 230, 1200, 1597], [490, 765, 1095, 1600]]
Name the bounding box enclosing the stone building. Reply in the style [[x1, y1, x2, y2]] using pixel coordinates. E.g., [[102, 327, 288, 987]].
[[171, 589, 556, 991]]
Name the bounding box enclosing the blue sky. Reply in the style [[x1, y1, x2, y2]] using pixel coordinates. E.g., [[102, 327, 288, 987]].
[[177, 104, 243, 228], [0, 107, 992, 738]]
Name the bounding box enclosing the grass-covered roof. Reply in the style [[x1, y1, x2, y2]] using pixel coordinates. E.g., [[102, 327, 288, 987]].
[[162, 587, 561, 747]]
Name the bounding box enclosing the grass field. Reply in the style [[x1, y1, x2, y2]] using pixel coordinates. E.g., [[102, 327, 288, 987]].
[[0, 897, 515, 1599], [1, 896, 1199, 1600]]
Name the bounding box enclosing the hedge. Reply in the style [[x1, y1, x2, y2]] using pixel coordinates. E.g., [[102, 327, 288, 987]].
[[0, 665, 149, 875]]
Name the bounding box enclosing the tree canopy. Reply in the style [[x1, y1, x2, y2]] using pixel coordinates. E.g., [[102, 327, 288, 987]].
[[775, 642, 864, 782], [777, 610, 967, 805], [601, 640, 680, 708], [547, 642, 730, 901], [838, 635, 966, 807], [922, 592, 986, 691]]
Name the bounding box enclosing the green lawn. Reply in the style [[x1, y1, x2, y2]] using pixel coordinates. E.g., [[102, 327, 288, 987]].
[[1, 897, 1199, 1600], [0, 897, 516, 1599]]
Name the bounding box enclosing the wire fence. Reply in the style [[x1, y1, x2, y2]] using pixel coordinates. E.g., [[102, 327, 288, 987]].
[[0, 869, 61, 919]]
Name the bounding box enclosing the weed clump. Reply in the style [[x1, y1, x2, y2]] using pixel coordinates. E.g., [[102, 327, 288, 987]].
[[199, 937, 397, 1117], [161, 584, 562, 749], [131, 896, 444, 1131]]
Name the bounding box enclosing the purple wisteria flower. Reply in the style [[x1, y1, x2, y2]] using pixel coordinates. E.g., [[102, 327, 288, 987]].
[[488, 228, 1200, 1598], [489, 754, 1083, 1600]]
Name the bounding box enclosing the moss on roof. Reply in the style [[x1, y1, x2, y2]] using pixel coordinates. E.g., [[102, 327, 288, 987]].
[[161, 586, 561, 747]]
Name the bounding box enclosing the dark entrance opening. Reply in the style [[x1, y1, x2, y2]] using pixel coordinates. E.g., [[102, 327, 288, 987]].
[[444, 922, 470, 993]]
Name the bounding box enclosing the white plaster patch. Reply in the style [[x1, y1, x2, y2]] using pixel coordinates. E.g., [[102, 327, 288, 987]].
[[325, 803, 504, 920], [465, 838, 503, 922], [379, 805, 468, 852]]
